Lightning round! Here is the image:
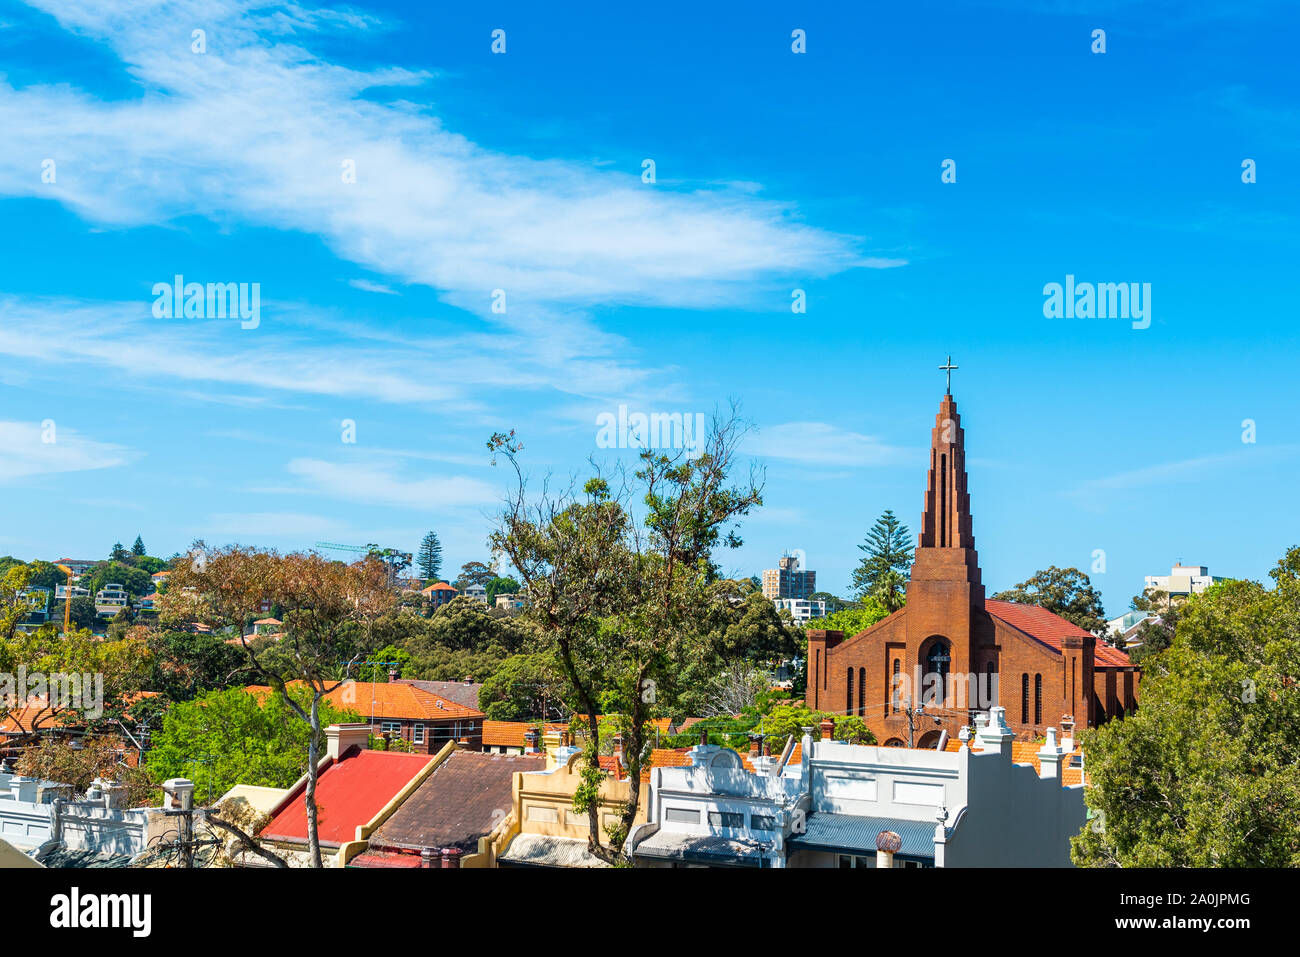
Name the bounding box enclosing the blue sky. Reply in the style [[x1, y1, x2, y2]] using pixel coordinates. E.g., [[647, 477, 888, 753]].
[[1, 0, 1297, 614]]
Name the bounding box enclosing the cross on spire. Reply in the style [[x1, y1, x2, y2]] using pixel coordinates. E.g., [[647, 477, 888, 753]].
[[939, 355, 958, 394]]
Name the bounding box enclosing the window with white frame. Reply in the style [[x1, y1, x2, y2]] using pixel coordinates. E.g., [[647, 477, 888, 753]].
[[413, 724, 425, 745]]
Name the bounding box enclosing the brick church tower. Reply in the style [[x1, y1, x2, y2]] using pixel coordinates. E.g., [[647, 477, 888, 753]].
[[805, 381, 1139, 746]]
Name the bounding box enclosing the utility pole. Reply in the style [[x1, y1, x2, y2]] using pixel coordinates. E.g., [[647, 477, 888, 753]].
[[902, 696, 926, 749]]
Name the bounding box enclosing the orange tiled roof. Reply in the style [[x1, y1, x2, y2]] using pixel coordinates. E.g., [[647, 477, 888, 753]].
[[944, 736, 1088, 784], [481, 720, 568, 747], [245, 681, 484, 721], [0, 698, 71, 734]]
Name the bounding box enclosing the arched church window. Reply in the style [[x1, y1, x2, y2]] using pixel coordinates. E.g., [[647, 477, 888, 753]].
[[858, 668, 866, 717], [847, 667, 854, 717], [922, 638, 950, 707], [1034, 673, 1043, 725], [1021, 673, 1029, 724], [890, 658, 900, 713], [985, 661, 996, 709]]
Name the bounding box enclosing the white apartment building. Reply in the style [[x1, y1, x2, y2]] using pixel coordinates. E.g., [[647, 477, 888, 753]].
[[1144, 563, 1222, 599], [773, 597, 827, 623]]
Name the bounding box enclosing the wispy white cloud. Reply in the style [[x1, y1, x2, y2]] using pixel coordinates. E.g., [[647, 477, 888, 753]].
[[1, 0, 889, 319], [746, 422, 910, 468], [202, 511, 350, 539], [279, 457, 500, 510], [0, 419, 135, 479], [347, 279, 398, 295], [1063, 445, 1300, 512]]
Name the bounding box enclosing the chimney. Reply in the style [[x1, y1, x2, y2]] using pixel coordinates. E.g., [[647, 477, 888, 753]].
[[699, 727, 709, 748], [162, 778, 194, 811], [326, 723, 372, 760], [819, 716, 835, 742], [748, 734, 761, 759], [1060, 714, 1076, 752], [388, 668, 399, 682], [975, 706, 1013, 756], [441, 848, 461, 869], [8, 776, 37, 803], [420, 847, 438, 868], [1037, 727, 1064, 781], [523, 728, 540, 754]]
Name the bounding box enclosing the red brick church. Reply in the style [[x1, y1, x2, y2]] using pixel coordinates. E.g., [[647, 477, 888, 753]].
[[806, 386, 1138, 747]]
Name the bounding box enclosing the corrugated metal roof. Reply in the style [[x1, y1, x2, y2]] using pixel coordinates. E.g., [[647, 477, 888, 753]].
[[788, 812, 936, 860], [633, 830, 775, 867], [260, 748, 435, 847], [499, 833, 612, 868]]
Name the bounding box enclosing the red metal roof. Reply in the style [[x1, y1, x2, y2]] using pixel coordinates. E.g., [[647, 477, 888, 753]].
[[260, 748, 434, 847], [986, 600, 1132, 667]]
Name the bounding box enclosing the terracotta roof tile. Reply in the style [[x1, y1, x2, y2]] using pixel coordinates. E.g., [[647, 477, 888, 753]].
[[481, 720, 568, 747], [246, 681, 485, 721], [365, 750, 545, 853], [986, 600, 1133, 667]]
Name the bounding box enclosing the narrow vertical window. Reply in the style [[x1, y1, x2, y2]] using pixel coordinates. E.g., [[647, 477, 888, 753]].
[[1034, 673, 1043, 725], [858, 668, 866, 717], [1021, 674, 1029, 724]]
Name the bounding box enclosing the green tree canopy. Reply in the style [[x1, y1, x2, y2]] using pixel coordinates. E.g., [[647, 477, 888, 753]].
[[132, 536, 147, 556], [25, 560, 68, 590], [86, 561, 153, 598], [850, 509, 913, 610], [477, 652, 568, 720], [1073, 550, 1300, 867], [817, 598, 891, 636], [454, 561, 494, 590], [146, 687, 361, 801], [416, 531, 443, 582], [992, 565, 1107, 635], [147, 628, 250, 701], [486, 575, 521, 605]]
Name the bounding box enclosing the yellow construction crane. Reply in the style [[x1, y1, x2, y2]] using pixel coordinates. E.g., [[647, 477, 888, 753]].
[[56, 563, 74, 636]]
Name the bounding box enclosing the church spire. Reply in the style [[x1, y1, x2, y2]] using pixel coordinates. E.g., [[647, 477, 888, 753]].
[[918, 394, 974, 551], [910, 390, 984, 602]]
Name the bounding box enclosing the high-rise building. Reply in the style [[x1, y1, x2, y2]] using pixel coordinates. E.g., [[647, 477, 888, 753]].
[[762, 553, 816, 600]]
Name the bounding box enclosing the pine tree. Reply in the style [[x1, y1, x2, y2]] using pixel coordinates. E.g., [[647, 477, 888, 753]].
[[416, 531, 443, 582], [132, 536, 146, 556], [850, 509, 913, 610]]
